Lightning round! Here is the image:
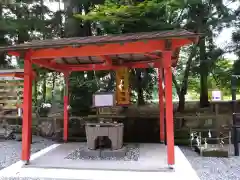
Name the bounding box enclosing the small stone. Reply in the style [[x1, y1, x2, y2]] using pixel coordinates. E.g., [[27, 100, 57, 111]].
[[65, 144, 140, 161]]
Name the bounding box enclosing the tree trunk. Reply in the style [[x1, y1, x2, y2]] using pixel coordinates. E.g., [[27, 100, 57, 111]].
[[200, 73, 209, 107], [58, 0, 64, 37], [178, 92, 185, 112], [172, 46, 197, 112], [83, 3, 92, 36], [52, 73, 56, 101], [172, 74, 182, 111], [136, 69, 145, 105], [61, 88, 64, 102], [0, 3, 7, 66], [42, 73, 47, 103], [16, 4, 30, 44], [34, 79, 38, 106], [87, 71, 94, 80], [137, 88, 145, 105], [199, 37, 209, 107], [106, 72, 115, 91]]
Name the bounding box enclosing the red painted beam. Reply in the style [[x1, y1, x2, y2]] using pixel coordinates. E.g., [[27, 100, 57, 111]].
[[21, 51, 33, 164], [12, 71, 36, 80], [145, 53, 161, 59], [163, 51, 175, 167], [14, 73, 24, 79], [144, 52, 179, 67], [63, 72, 69, 142], [7, 39, 195, 60], [30, 39, 194, 60], [172, 39, 195, 49], [158, 68, 165, 142], [100, 55, 112, 65], [31, 40, 166, 59]]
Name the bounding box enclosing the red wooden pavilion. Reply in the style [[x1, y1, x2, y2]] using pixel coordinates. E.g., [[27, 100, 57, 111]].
[[0, 29, 199, 168]]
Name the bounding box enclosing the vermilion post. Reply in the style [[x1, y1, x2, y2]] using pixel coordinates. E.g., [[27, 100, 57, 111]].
[[63, 72, 69, 142], [158, 68, 165, 142], [163, 51, 175, 167], [21, 51, 33, 164]]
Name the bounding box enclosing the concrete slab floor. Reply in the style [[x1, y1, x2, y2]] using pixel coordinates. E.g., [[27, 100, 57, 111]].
[[25, 143, 171, 171], [0, 143, 200, 180]]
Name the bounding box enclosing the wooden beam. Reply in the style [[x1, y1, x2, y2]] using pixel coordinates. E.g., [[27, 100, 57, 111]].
[[158, 68, 165, 142], [65, 61, 160, 71], [163, 51, 175, 167], [31, 40, 165, 59], [32, 59, 64, 72], [99, 55, 112, 65], [63, 72, 69, 142], [21, 50, 33, 164]]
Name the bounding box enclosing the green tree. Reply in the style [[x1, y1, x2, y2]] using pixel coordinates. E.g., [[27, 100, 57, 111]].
[[173, 45, 197, 111], [183, 0, 237, 107], [231, 7, 240, 77], [77, 0, 186, 105]]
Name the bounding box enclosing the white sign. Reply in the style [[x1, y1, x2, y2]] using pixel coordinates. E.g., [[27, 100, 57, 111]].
[[93, 93, 115, 107], [212, 90, 222, 101], [18, 108, 22, 117]]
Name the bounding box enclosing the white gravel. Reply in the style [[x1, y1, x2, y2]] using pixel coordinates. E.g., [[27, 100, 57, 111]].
[[181, 146, 240, 180], [66, 144, 140, 161], [0, 136, 54, 170]]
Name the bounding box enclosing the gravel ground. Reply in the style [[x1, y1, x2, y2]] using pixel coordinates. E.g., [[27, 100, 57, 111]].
[[0, 136, 54, 170], [181, 146, 240, 180]]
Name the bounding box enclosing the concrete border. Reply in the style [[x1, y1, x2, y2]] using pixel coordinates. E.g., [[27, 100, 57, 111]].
[[0, 144, 200, 180], [0, 144, 60, 176]]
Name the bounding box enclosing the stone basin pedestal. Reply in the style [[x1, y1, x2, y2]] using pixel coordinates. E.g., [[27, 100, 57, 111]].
[[85, 122, 124, 150]]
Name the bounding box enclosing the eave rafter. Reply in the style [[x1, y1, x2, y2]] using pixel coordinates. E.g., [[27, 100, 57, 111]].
[[99, 55, 112, 65], [30, 57, 161, 72], [32, 59, 64, 72]]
